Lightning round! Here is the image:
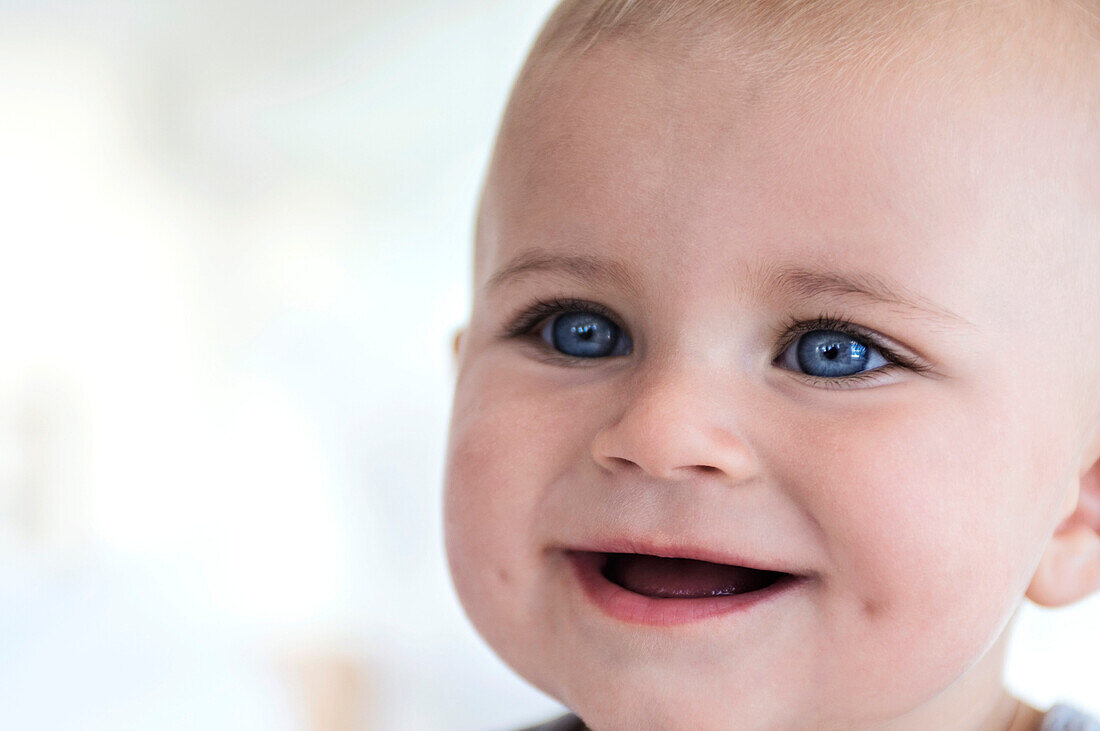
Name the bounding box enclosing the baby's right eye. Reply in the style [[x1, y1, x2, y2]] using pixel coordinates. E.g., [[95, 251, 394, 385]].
[[539, 310, 632, 358], [500, 297, 634, 361]]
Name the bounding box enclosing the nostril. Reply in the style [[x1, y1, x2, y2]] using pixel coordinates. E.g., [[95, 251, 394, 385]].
[[598, 458, 724, 477], [606, 456, 638, 470]]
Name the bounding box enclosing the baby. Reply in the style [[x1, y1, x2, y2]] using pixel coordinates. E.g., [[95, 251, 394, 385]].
[[443, 1, 1100, 729]]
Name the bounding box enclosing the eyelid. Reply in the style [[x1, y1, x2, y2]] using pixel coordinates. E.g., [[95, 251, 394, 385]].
[[771, 313, 934, 377], [500, 296, 628, 340], [500, 296, 632, 367]]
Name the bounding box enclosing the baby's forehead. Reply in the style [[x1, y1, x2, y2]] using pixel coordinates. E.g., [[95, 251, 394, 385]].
[[487, 33, 1092, 240], [482, 0, 1099, 279]]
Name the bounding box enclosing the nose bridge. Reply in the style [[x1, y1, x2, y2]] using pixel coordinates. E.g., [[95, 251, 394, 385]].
[[590, 354, 758, 482]]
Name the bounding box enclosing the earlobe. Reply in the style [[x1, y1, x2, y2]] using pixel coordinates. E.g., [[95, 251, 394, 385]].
[[1026, 438, 1100, 607]]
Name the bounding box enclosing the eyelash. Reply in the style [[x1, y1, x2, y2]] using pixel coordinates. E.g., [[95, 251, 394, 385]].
[[501, 297, 933, 383], [501, 297, 626, 367], [768, 312, 933, 387], [502, 297, 621, 340]]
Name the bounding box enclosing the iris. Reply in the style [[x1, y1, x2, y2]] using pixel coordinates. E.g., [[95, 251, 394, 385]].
[[795, 330, 869, 377], [543, 311, 629, 358]]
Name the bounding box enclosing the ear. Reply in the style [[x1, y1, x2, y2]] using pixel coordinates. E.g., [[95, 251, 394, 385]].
[[451, 327, 467, 365], [1026, 433, 1100, 607]]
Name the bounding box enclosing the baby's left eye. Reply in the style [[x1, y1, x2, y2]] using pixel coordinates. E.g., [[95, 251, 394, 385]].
[[776, 329, 890, 378]]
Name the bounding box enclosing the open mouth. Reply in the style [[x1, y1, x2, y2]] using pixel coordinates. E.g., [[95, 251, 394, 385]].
[[566, 550, 801, 625], [599, 552, 787, 599]]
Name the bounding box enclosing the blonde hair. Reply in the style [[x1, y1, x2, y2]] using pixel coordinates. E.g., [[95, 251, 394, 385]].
[[510, 0, 1099, 108], [529, 0, 1100, 54]]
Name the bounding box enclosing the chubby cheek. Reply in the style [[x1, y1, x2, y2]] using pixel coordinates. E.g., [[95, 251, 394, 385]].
[[443, 351, 597, 684], [777, 380, 1063, 689]]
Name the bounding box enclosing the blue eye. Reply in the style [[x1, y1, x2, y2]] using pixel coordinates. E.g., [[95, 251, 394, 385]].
[[540, 311, 631, 358], [777, 329, 889, 378]]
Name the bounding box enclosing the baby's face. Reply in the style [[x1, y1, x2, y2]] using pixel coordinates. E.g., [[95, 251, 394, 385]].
[[445, 35, 1098, 730]]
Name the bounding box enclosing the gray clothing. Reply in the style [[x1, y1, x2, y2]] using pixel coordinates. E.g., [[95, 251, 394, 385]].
[[520, 703, 1099, 731], [517, 714, 584, 731], [1042, 704, 1100, 731]]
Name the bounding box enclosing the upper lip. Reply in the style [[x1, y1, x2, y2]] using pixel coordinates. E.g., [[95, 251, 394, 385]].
[[559, 537, 803, 576]]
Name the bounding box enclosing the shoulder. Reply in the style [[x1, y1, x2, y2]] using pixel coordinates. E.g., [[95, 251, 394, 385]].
[[1040, 704, 1100, 731], [517, 712, 586, 731]]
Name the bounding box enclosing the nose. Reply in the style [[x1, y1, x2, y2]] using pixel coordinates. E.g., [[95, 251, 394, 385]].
[[590, 365, 760, 483]]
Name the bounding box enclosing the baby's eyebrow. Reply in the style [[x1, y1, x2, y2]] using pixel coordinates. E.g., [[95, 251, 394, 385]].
[[487, 249, 976, 331], [758, 263, 978, 331], [487, 250, 645, 297]]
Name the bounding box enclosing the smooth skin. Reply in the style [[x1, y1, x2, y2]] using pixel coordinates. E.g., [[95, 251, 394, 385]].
[[445, 29, 1100, 731]]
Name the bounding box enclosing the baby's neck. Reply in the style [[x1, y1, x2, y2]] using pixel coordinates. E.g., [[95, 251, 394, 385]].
[[999, 698, 1043, 731]]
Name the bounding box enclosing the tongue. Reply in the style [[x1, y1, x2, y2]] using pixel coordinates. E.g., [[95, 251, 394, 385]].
[[603, 554, 784, 599]]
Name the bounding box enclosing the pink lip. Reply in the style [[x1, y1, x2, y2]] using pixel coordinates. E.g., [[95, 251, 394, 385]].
[[565, 550, 808, 626], [564, 538, 796, 574]]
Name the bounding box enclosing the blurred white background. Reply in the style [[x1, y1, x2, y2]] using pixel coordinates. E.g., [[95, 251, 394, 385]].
[[0, 1, 1095, 729]]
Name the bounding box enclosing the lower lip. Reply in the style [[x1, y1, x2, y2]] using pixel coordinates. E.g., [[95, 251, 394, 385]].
[[566, 551, 807, 626]]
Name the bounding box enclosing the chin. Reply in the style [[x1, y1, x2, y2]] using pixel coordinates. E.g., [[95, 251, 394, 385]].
[[556, 679, 791, 731]]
